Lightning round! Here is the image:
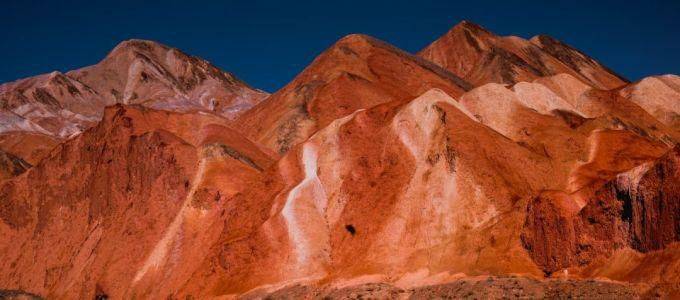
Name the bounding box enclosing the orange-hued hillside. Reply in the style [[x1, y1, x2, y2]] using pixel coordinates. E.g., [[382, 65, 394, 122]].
[[0, 21, 678, 299]]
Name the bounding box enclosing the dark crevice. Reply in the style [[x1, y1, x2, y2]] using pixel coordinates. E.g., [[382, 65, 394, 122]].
[[0, 290, 43, 300], [345, 224, 356, 236], [617, 188, 633, 223], [94, 284, 108, 300], [216, 144, 263, 171]]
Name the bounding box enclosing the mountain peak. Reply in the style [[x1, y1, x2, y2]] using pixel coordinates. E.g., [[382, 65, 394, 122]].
[[238, 33, 471, 154], [109, 38, 169, 54], [0, 38, 267, 141], [336, 33, 375, 44], [452, 20, 493, 35], [528, 34, 554, 44], [419, 23, 628, 89]]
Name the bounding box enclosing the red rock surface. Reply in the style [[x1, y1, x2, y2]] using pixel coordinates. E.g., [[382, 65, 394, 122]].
[[0, 22, 679, 299]]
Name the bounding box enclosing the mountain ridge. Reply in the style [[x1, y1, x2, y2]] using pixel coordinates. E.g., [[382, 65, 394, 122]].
[[418, 21, 629, 90], [0, 21, 678, 298]]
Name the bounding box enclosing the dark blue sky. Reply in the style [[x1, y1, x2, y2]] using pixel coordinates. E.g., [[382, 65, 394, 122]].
[[2, 0, 679, 92]]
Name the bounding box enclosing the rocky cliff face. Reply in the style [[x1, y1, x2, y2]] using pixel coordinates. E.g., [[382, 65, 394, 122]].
[[0, 21, 679, 298], [522, 146, 680, 275], [0, 105, 274, 298]]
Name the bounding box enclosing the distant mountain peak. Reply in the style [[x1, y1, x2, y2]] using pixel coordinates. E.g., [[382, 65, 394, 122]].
[[453, 20, 493, 35], [336, 33, 375, 44], [108, 38, 170, 55], [419, 23, 628, 89], [0, 39, 267, 141]]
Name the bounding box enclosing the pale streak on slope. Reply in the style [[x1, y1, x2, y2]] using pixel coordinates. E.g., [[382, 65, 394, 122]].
[[512, 81, 581, 116], [565, 130, 603, 208], [123, 60, 144, 104], [281, 143, 328, 266], [276, 109, 367, 273], [132, 158, 207, 284]]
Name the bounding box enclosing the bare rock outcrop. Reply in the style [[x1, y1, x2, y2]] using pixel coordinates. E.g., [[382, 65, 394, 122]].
[[522, 146, 680, 274]]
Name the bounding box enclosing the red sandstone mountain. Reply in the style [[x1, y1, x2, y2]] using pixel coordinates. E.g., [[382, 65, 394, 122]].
[[0, 21, 679, 299], [418, 21, 629, 89], [237, 34, 471, 154]]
